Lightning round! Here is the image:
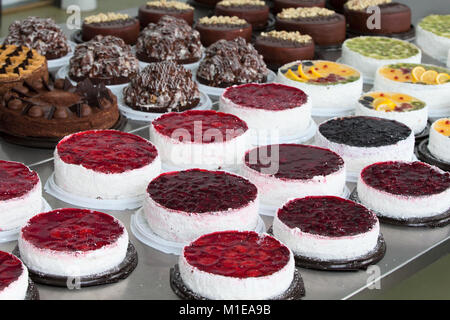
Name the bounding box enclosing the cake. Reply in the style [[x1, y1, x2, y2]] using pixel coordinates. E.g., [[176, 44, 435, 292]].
[[81, 12, 140, 45], [355, 92, 428, 135], [254, 31, 315, 70], [0, 78, 120, 139], [4, 17, 70, 60], [135, 15, 203, 64], [219, 83, 312, 137], [123, 61, 200, 113], [196, 37, 268, 88], [241, 144, 346, 208], [0, 251, 28, 300], [273, 196, 380, 261], [139, 1, 195, 27], [194, 0, 221, 6], [344, 0, 411, 35], [143, 169, 259, 242], [178, 231, 296, 299], [328, 0, 347, 12], [54, 130, 161, 200], [275, 7, 346, 47], [150, 110, 249, 170], [428, 118, 450, 163], [341, 36, 421, 81], [315, 116, 415, 173], [214, 0, 270, 29], [195, 16, 252, 47], [68, 35, 139, 85], [273, 0, 326, 14], [18, 208, 129, 277], [416, 15, 450, 64], [0, 160, 42, 232]]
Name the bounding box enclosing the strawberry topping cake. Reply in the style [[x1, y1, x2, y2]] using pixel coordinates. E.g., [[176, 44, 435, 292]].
[[0, 251, 29, 300]]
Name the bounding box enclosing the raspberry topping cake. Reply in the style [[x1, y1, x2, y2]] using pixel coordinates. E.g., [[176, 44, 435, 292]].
[[54, 130, 161, 200], [144, 169, 259, 242], [18, 208, 128, 277], [428, 118, 450, 163], [0, 160, 42, 231], [150, 110, 249, 170], [0, 251, 28, 300], [178, 231, 295, 299], [273, 196, 380, 261]]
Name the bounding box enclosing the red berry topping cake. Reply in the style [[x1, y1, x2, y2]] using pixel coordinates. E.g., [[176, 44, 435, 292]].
[[0, 251, 28, 300]]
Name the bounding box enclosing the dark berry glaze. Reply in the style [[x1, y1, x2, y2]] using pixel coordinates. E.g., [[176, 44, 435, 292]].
[[184, 231, 290, 278], [223, 83, 308, 111], [21, 208, 125, 252], [245, 144, 344, 180], [0, 160, 39, 201], [57, 130, 158, 174], [0, 251, 24, 291], [147, 169, 257, 213], [152, 110, 248, 143], [278, 196, 377, 237], [362, 161, 450, 197], [319, 116, 412, 147]]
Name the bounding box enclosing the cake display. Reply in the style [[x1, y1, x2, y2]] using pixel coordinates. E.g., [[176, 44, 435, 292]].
[[416, 15, 450, 64], [428, 118, 450, 163], [315, 116, 415, 174], [254, 31, 315, 70], [195, 16, 252, 47], [139, 1, 195, 27], [355, 92, 428, 134], [0, 251, 29, 300], [143, 169, 259, 242], [54, 130, 161, 200], [275, 7, 346, 47], [150, 110, 249, 170], [214, 0, 270, 29], [273, 0, 326, 14]]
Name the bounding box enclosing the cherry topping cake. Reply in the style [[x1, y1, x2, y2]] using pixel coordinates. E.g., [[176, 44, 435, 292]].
[[18, 208, 128, 277], [0, 251, 28, 300], [178, 231, 295, 299], [54, 130, 161, 200], [144, 169, 259, 242]]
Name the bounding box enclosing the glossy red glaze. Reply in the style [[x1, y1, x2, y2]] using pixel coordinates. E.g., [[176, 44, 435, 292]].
[[0, 160, 39, 201], [0, 251, 24, 291]]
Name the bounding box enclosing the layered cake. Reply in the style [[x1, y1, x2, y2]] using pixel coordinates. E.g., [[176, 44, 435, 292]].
[[341, 37, 421, 81], [428, 118, 450, 163], [344, 0, 411, 35], [214, 0, 269, 29], [143, 169, 259, 242], [219, 83, 312, 137], [315, 116, 415, 173], [4, 17, 70, 60], [69, 35, 139, 85], [150, 110, 249, 170], [357, 161, 449, 221], [273, 196, 380, 261], [54, 130, 161, 199], [18, 208, 129, 277], [178, 231, 295, 299], [81, 13, 140, 45], [135, 15, 203, 64], [355, 92, 428, 134], [196, 37, 268, 88], [195, 16, 252, 47], [0, 160, 42, 232], [123, 61, 200, 113], [139, 1, 195, 27], [241, 144, 346, 208], [273, 0, 326, 14], [275, 7, 346, 46], [0, 78, 120, 139], [0, 252, 28, 300], [254, 31, 315, 70], [416, 15, 450, 64]]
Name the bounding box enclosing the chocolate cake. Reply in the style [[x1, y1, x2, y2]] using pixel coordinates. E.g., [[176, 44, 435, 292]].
[[3, 17, 70, 60], [123, 61, 201, 113], [197, 37, 268, 88], [274, 0, 326, 14], [82, 13, 140, 45], [135, 15, 203, 64], [69, 35, 139, 86], [215, 0, 270, 29], [139, 1, 195, 27], [196, 16, 252, 47], [328, 0, 348, 12], [0, 77, 120, 139]]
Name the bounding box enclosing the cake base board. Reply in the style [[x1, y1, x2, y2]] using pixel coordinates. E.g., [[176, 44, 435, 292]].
[[25, 279, 40, 300], [414, 123, 431, 145], [346, 25, 415, 42], [416, 139, 450, 172]]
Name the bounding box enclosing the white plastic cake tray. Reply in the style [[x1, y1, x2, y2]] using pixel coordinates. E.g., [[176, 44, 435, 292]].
[[47, 41, 76, 74], [250, 120, 318, 146]]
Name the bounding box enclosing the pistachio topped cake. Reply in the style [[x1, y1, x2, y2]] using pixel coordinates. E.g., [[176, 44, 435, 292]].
[[215, 0, 270, 29], [195, 16, 252, 47], [139, 0, 195, 27], [417, 15, 450, 63]]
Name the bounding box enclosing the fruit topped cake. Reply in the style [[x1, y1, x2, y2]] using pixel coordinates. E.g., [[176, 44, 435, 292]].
[[428, 118, 450, 163], [0, 251, 29, 300], [273, 0, 326, 14], [139, 0, 195, 27], [195, 16, 252, 47], [417, 15, 450, 64], [214, 0, 270, 29]]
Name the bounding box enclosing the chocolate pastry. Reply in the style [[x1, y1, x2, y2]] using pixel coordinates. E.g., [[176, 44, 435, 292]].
[[273, 0, 326, 14], [82, 13, 140, 45], [195, 16, 252, 47], [214, 0, 270, 29], [139, 0, 195, 27]]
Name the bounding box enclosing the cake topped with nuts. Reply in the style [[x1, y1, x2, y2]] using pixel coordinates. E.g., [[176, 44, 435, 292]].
[[260, 31, 313, 44], [146, 0, 193, 10], [217, 0, 266, 7], [198, 16, 248, 25], [278, 7, 335, 19], [84, 12, 131, 24], [345, 0, 392, 11]]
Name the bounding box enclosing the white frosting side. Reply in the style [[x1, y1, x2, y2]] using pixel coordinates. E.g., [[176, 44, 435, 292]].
[[428, 119, 450, 163], [0, 262, 28, 300], [416, 25, 450, 64]]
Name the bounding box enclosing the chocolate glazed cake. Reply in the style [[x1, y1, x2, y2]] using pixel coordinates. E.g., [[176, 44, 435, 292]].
[[139, 1, 195, 27], [195, 16, 252, 47], [82, 13, 140, 45], [214, 0, 270, 29], [274, 0, 326, 14]]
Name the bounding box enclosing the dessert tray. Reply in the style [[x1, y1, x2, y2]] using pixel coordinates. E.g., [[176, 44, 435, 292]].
[[25, 279, 40, 300], [251, 119, 317, 145], [346, 25, 416, 42], [47, 41, 76, 74]]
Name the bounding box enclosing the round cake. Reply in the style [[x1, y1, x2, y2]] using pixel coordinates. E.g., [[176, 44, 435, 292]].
[[195, 16, 252, 47], [143, 169, 259, 242], [54, 130, 161, 200], [139, 1, 194, 27], [417, 15, 450, 64], [123, 61, 200, 113], [428, 118, 450, 163], [18, 208, 128, 277], [214, 0, 269, 29], [273, 196, 380, 261], [0, 160, 42, 232], [150, 110, 249, 170], [273, 0, 326, 14], [0, 251, 28, 300], [179, 230, 295, 299], [315, 116, 415, 174]]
